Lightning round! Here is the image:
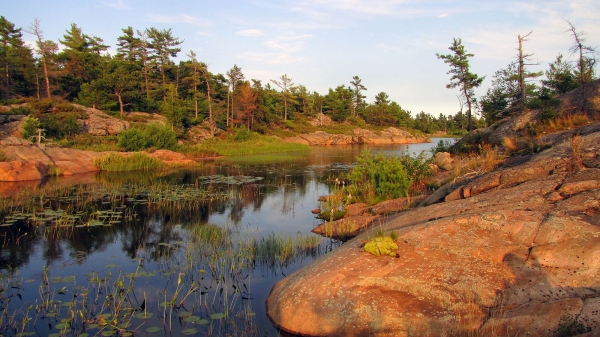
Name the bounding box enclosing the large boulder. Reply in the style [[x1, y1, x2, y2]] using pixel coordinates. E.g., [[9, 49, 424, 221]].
[[77, 106, 129, 136], [267, 130, 600, 336]]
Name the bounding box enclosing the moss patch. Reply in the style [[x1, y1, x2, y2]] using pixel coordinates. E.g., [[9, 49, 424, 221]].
[[363, 236, 398, 257]]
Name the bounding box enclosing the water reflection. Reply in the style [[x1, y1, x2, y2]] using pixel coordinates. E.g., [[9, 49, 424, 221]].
[[0, 140, 449, 336]]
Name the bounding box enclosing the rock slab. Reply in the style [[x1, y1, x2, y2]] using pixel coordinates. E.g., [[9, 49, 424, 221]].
[[267, 131, 600, 336]]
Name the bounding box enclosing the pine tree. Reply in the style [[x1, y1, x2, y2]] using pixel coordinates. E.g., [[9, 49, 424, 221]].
[[436, 38, 484, 131]]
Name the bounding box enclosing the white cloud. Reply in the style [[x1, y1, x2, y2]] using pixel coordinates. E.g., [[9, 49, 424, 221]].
[[438, 13, 448, 18], [147, 14, 208, 27], [239, 51, 308, 64], [236, 29, 266, 37], [239, 33, 313, 64], [97, 0, 128, 10]]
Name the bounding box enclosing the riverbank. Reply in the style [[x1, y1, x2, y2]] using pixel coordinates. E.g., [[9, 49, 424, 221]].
[[266, 120, 600, 336]]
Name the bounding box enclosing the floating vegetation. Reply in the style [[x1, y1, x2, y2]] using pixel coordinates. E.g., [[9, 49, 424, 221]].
[[0, 178, 338, 337]]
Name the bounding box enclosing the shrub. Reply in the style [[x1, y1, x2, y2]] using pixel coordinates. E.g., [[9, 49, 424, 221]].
[[38, 112, 79, 139], [117, 123, 177, 152], [21, 116, 41, 140], [117, 128, 148, 151], [233, 127, 256, 142], [346, 151, 412, 204], [143, 123, 177, 150], [400, 151, 434, 192]]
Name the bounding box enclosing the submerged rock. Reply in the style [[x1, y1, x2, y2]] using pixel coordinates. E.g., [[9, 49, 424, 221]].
[[267, 129, 600, 336]]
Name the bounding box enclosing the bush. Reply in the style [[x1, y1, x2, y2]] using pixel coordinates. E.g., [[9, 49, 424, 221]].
[[346, 151, 412, 204], [38, 112, 79, 139], [21, 116, 41, 140], [143, 123, 177, 150], [117, 128, 148, 151], [117, 123, 177, 152], [233, 127, 256, 142]]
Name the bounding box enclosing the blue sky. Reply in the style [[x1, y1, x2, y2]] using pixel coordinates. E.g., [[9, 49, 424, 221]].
[[3, 0, 599, 117]]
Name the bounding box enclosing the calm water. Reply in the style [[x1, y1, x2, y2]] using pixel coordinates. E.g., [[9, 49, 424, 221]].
[[0, 139, 449, 337]]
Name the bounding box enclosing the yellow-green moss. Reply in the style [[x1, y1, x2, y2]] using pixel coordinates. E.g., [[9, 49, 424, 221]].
[[363, 236, 398, 257]]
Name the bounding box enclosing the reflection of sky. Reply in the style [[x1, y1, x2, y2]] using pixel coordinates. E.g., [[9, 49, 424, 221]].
[[3, 141, 447, 335]]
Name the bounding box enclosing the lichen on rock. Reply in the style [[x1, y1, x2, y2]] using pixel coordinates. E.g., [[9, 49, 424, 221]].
[[363, 236, 398, 257]]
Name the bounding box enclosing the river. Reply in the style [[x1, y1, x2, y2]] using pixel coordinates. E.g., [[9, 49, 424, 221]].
[[0, 139, 450, 337]]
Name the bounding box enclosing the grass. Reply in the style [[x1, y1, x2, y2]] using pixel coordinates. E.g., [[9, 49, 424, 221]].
[[527, 113, 590, 136], [447, 144, 505, 181], [56, 134, 122, 152], [94, 153, 165, 172], [194, 135, 310, 157]]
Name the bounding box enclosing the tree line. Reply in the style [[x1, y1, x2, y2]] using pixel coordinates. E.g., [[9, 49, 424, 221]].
[[0, 16, 595, 139], [437, 20, 597, 131]]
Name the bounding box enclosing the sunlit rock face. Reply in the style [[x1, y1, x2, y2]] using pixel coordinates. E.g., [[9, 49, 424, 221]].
[[267, 129, 600, 336], [284, 127, 429, 146]]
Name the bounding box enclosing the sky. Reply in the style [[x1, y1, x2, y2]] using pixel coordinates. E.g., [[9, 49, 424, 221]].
[[3, 0, 599, 117]]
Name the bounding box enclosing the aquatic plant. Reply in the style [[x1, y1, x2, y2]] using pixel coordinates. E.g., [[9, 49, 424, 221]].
[[94, 153, 165, 172]]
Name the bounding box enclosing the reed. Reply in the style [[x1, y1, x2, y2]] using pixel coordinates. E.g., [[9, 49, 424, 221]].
[[94, 153, 164, 172]]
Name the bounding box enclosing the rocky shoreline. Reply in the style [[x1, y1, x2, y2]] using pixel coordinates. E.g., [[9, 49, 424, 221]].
[[283, 127, 429, 146], [266, 124, 600, 336]]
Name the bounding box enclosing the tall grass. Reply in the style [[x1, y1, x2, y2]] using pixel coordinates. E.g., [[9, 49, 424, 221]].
[[194, 135, 310, 157], [94, 153, 164, 172]]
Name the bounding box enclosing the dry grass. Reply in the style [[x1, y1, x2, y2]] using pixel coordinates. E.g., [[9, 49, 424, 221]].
[[569, 134, 584, 172], [448, 145, 505, 181], [535, 113, 590, 134]]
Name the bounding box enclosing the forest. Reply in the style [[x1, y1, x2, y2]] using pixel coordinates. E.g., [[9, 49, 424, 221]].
[[0, 15, 596, 140]]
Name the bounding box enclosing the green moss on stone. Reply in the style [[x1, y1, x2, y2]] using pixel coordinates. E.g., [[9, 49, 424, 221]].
[[364, 236, 399, 257]]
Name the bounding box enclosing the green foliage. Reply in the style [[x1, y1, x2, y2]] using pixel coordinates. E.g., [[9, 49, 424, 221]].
[[21, 116, 41, 140], [117, 123, 177, 151], [363, 236, 398, 257], [196, 135, 309, 157], [346, 151, 412, 204], [143, 123, 177, 150], [399, 151, 434, 190], [431, 140, 452, 154], [6, 106, 30, 115], [117, 128, 148, 151], [38, 112, 80, 139], [232, 127, 256, 142], [94, 153, 164, 172]]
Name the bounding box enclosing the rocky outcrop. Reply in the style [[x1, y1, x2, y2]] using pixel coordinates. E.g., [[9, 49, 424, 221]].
[[267, 130, 600, 336], [0, 146, 199, 181], [307, 113, 333, 127], [77, 105, 129, 136], [285, 127, 429, 146], [434, 151, 453, 171]]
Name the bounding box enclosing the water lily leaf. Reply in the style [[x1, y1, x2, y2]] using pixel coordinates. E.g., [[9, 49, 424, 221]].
[[181, 328, 198, 335], [55, 322, 70, 329], [178, 312, 192, 318], [210, 313, 225, 320], [101, 330, 116, 336], [146, 327, 160, 333], [134, 312, 153, 319], [196, 319, 209, 325]]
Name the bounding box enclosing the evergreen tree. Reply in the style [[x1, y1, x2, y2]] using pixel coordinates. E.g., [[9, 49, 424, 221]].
[[436, 38, 484, 131], [270, 74, 295, 121], [226, 64, 244, 126], [542, 54, 579, 96], [145, 27, 183, 90], [350, 76, 367, 117], [0, 16, 35, 99]]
